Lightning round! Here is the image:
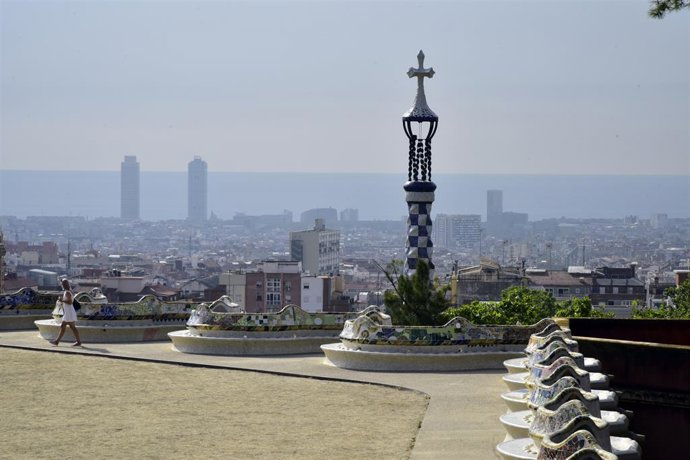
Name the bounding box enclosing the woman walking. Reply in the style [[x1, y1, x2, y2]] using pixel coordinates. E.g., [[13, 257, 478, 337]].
[[50, 278, 82, 346]]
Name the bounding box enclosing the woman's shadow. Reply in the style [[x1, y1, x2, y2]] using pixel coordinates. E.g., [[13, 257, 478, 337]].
[[77, 344, 112, 354]]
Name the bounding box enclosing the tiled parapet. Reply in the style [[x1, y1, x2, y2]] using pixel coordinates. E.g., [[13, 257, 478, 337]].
[[529, 377, 595, 409], [53, 295, 196, 322], [539, 387, 603, 418], [561, 448, 619, 460], [530, 400, 610, 449], [0, 287, 60, 313], [531, 322, 572, 341], [528, 345, 587, 370], [526, 331, 579, 355], [530, 365, 593, 391], [340, 315, 556, 349], [537, 430, 616, 460], [528, 357, 584, 385], [187, 303, 359, 331]]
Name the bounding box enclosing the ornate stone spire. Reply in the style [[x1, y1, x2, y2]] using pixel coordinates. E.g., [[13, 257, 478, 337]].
[[403, 50, 438, 121]]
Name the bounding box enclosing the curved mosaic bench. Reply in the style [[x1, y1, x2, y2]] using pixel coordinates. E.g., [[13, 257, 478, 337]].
[[0, 287, 60, 330], [35, 295, 196, 343], [501, 399, 628, 443], [504, 349, 601, 375], [168, 304, 369, 356], [504, 364, 601, 393], [525, 331, 580, 355], [498, 429, 624, 460], [321, 317, 555, 372], [539, 429, 639, 460], [496, 323, 640, 460], [529, 342, 585, 367]]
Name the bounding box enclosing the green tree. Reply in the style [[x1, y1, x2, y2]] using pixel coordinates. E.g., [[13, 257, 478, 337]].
[[442, 287, 613, 325], [649, 0, 690, 18], [633, 279, 690, 319], [556, 296, 593, 318], [499, 286, 559, 325], [666, 279, 690, 309], [381, 259, 449, 326]]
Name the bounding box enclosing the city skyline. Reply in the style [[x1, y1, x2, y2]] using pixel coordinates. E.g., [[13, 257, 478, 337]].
[[1, 1, 688, 175]]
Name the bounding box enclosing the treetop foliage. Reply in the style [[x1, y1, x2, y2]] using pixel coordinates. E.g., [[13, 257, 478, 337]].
[[381, 259, 449, 326], [649, 0, 690, 18], [442, 286, 613, 326], [632, 279, 690, 319]]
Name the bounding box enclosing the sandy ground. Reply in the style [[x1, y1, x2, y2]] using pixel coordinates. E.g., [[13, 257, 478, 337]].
[[0, 348, 428, 460]]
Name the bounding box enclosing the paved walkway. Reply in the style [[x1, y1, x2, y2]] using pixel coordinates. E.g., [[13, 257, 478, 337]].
[[0, 330, 507, 459]]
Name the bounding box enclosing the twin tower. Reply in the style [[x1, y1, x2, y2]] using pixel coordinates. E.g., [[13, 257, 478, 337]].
[[121, 155, 208, 222], [122, 51, 438, 275]]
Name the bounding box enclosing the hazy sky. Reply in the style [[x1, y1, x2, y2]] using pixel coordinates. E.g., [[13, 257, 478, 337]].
[[1, 0, 688, 175]]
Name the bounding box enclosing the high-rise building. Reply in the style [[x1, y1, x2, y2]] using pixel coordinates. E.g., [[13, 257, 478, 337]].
[[290, 219, 340, 275], [434, 214, 481, 248], [340, 208, 359, 222], [120, 155, 140, 219], [300, 207, 337, 226], [187, 156, 208, 223], [486, 189, 503, 234]]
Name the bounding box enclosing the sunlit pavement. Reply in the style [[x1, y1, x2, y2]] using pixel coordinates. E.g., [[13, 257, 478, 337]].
[[0, 330, 507, 460]]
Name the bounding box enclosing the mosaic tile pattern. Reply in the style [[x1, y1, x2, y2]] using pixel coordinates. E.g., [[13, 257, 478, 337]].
[[531, 322, 569, 340], [526, 330, 579, 354], [529, 357, 581, 381], [0, 287, 60, 312], [529, 377, 587, 409], [539, 387, 601, 418], [531, 365, 591, 391], [340, 315, 555, 347], [187, 303, 361, 331], [530, 400, 609, 449], [528, 345, 586, 370], [537, 430, 613, 460], [52, 295, 195, 321]]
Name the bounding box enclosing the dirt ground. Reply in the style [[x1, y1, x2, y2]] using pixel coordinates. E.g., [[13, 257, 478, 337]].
[[0, 348, 428, 460]]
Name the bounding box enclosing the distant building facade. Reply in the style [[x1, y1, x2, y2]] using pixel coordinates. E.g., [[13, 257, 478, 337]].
[[450, 258, 525, 306], [219, 261, 350, 313], [120, 155, 140, 219], [188, 156, 208, 223], [6, 241, 59, 265], [486, 189, 503, 235], [244, 261, 301, 313], [340, 208, 359, 222], [590, 265, 646, 313], [301, 274, 350, 313], [300, 208, 337, 226], [290, 219, 340, 275], [435, 214, 481, 248]]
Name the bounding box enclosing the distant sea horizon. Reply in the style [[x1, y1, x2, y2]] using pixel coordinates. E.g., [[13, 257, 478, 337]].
[[1, 171, 688, 221]]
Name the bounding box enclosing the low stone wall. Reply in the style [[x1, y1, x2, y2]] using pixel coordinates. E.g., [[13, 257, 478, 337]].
[[569, 318, 690, 346], [570, 318, 690, 460]]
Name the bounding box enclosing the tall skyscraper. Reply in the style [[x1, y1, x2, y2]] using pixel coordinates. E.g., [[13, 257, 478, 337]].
[[120, 155, 140, 219], [486, 189, 503, 234], [187, 156, 208, 223]]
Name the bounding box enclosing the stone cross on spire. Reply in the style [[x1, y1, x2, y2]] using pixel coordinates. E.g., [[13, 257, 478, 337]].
[[404, 50, 437, 121]]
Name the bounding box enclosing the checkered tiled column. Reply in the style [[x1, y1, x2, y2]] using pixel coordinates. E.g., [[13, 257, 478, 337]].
[[404, 181, 436, 277]]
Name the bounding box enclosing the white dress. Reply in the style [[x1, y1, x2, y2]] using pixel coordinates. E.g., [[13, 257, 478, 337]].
[[59, 291, 78, 323]]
